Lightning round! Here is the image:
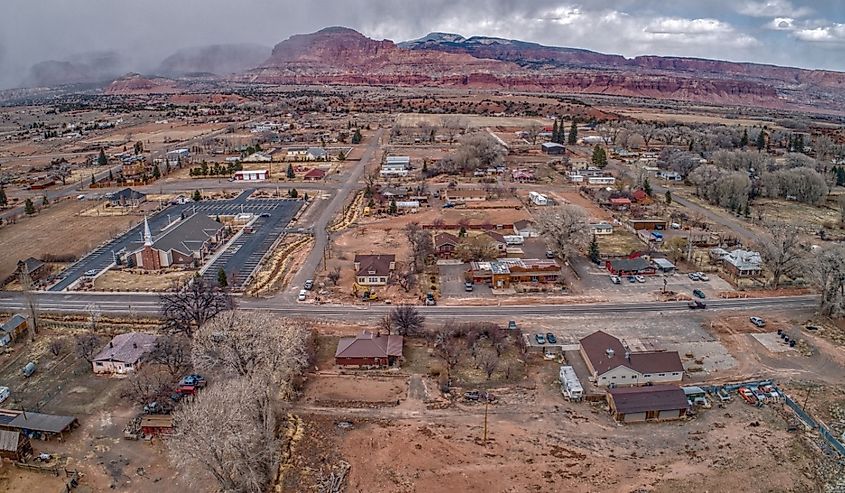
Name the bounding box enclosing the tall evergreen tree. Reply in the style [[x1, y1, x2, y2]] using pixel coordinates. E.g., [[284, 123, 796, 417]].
[[0, 188, 7, 207], [217, 268, 228, 288], [588, 235, 601, 264], [192, 190, 201, 201], [152, 164, 160, 179], [567, 121, 578, 145], [643, 177, 653, 197], [665, 190, 672, 205], [97, 148, 107, 166], [289, 188, 299, 198], [558, 117, 566, 144], [388, 198, 397, 215], [551, 120, 559, 144], [24, 198, 35, 215], [351, 128, 362, 144], [740, 128, 749, 147], [42, 195, 49, 206], [591, 145, 607, 168], [286, 163, 295, 179], [756, 129, 766, 151]]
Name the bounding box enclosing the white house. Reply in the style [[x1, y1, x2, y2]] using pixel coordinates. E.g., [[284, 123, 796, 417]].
[[243, 152, 272, 163], [568, 171, 584, 183], [589, 222, 614, 235], [233, 170, 268, 181], [657, 170, 682, 181], [587, 176, 616, 186], [528, 191, 549, 206], [580, 331, 684, 387], [513, 220, 540, 238], [166, 148, 189, 166]]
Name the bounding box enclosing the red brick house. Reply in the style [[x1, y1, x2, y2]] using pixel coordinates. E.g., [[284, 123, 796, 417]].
[[434, 232, 460, 258], [335, 331, 404, 367], [605, 258, 656, 276], [303, 168, 327, 181]]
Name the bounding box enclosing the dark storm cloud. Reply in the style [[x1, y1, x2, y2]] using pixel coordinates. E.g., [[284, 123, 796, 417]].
[[1, 0, 843, 89]]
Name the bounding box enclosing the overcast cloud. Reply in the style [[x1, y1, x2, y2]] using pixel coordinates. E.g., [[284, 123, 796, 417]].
[[2, 0, 843, 89]]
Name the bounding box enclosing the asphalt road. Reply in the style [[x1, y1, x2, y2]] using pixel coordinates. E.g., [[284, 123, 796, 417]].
[[0, 290, 817, 320], [49, 189, 302, 291], [282, 128, 385, 300]]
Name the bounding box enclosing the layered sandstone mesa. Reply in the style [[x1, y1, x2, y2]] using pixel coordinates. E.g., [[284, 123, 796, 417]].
[[104, 73, 182, 95]]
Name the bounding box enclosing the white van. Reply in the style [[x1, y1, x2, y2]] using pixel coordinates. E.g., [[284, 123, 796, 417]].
[[297, 289, 307, 301], [0, 386, 9, 404]]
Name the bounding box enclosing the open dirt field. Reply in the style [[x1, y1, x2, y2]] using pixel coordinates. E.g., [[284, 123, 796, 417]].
[[0, 200, 136, 279], [303, 375, 407, 405], [611, 109, 775, 127], [396, 113, 546, 128], [92, 269, 193, 292]]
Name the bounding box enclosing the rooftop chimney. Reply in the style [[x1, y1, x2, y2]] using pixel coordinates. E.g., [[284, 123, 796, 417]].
[[606, 348, 614, 358]]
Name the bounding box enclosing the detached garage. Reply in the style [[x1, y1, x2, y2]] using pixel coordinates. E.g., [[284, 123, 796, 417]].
[[607, 385, 688, 423]]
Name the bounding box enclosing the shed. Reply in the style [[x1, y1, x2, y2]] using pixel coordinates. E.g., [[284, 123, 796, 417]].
[[0, 429, 32, 460], [541, 142, 566, 155], [0, 409, 79, 439], [607, 385, 688, 423], [0, 314, 29, 346], [653, 258, 676, 273], [140, 415, 174, 436]]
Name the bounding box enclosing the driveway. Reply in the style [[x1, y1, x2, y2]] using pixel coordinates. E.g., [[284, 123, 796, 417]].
[[439, 263, 491, 298]]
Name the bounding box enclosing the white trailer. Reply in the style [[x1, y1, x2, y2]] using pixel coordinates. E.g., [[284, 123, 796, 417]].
[[560, 366, 584, 402], [503, 235, 525, 245]]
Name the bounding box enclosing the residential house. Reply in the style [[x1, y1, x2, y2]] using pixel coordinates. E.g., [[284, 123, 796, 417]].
[[607, 385, 688, 423], [568, 171, 584, 183], [709, 247, 730, 262], [0, 314, 29, 346], [513, 220, 540, 238], [589, 222, 613, 235], [605, 258, 656, 276], [541, 142, 566, 155], [306, 147, 328, 161], [722, 249, 762, 278], [445, 189, 487, 204], [528, 191, 549, 206], [434, 232, 460, 258], [379, 186, 408, 200], [579, 331, 684, 387], [587, 176, 616, 186], [303, 168, 327, 181], [480, 231, 508, 256], [469, 258, 561, 288], [243, 152, 273, 163], [657, 170, 682, 181], [630, 219, 667, 231], [286, 147, 308, 159], [108, 188, 147, 207], [381, 158, 410, 177], [609, 197, 631, 210], [92, 332, 158, 374], [16, 257, 48, 281], [166, 148, 189, 166], [233, 170, 268, 181], [132, 214, 225, 270], [335, 330, 404, 367], [511, 169, 535, 182], [354, 254, 396, 286]]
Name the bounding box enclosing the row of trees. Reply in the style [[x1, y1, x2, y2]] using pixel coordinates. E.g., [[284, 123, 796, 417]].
[[428, 133, 505, 176], [189, 161, 243, 177]]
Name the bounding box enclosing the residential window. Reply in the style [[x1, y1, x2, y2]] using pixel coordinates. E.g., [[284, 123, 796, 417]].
[[612, 376, 617, 379], [658, 373, 665, 377], [672, 372, 679, 376], [95, 362, 103, 366], [644, 374, 652, 378], [620, 375, 626, 379]]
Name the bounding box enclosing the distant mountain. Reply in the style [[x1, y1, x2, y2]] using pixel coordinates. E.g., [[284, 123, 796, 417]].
[[158, 44, 271, 76], [26, 51, 126, 87]]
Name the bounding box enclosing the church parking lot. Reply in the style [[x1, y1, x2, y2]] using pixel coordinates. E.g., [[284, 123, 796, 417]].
[[50, 189, 302, 291]]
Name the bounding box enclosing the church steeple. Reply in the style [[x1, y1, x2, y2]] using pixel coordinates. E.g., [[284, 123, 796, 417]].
[[143, 216, 153, 246]]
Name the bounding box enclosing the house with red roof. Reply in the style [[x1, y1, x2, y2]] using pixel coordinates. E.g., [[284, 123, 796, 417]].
[[579, 331, 684, 387], [335, 331, 404, 367]]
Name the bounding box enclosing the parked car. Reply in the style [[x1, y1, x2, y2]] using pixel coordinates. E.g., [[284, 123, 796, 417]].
[[688, 300, 707, 310], [304, 279, 314, 290], [259, 212, 270, 218], [697, 272, 709, 281], [425, 292, 437, 306], [634, 275, 646, 283], [545, 250, 555, 259], [22, 361, 36, 378], [627, 276, 637, 283], [464, 281, 474, 292], [688, 272, 700, 281], [545, 333, 557, 344], [179, 374, 206, 388], [84, 269, 98, 277], [297, 289, 307, 301], [0, 386, 9, 404], [609, 275, 621, 284], [692, 289, 706, 299], [534, 333, 546, 345], [750, 316, 766, 328], [507, 320, 517, 330]]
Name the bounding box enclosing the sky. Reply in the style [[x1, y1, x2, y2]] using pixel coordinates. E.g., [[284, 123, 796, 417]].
[[2, 0, 844, 89]]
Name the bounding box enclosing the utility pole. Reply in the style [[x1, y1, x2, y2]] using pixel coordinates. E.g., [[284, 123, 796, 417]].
[[483, 399, 489, 446], [803, 385, 813, 410]]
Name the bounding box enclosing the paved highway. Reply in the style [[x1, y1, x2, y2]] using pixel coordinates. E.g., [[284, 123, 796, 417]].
[[0, 291, 818, 321]]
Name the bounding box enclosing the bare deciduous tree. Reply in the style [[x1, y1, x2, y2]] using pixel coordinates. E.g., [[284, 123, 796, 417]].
[[525, 122, 543, 145], [396, 270, 417, 293], [149, 334, 191, 377], [442, 115, 467, 144], [192, 311, 311, 399], [812, 245, 845, 318], [386, 304, 425, 336], [455, 236, 499, 262], [122, 365, 175, 406], [18, 270, 39, 342], [48, 337, 67, 357], [477, 348, 498, 380], [160, 277, 233, 338], [757, 221, 806, 289], [327, 265, 341, 286], [168, 377, 279, 493], [404, 222, 434, 273], [75, 333, 102, 363], [535, 205, 591, 262], [431, 323, 462, 378]]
